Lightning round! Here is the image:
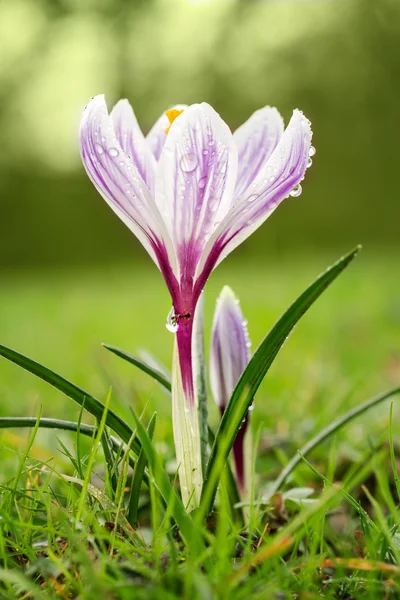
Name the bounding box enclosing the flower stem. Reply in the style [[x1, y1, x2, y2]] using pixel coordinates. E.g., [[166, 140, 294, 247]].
[[172, 332, 203, 511]]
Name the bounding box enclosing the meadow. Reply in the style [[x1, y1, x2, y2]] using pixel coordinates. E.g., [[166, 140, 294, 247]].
[[1, 250, 400, 598]]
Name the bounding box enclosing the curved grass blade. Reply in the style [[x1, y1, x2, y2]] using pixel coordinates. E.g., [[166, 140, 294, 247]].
[[128, 412, 157, 527], [0, 344, 141, 455], [271, 386, 400, 494], [129, 408, 206, 556], [103, 344, 171, 392], [200, 246, 361, 519]]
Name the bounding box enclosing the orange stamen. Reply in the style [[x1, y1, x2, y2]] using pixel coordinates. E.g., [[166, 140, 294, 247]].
[[164, 108, 184, 135]]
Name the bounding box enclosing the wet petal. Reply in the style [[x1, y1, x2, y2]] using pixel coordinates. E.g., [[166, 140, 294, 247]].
[[80, 95, 177, 276], [111, 99, 157, 193], [155, 103, 238, 283], [196, 110, 312, 280], [234, 106, 284, 198], [146, 104, 187, 161]]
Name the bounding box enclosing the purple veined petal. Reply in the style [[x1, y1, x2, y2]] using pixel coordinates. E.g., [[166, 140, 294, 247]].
[[155, 103, 238, 291], [111, 99, 157, 194], [146, 104, 188, 161], [210, 286, 251, 413], [210, 285, 251, 493], [195, 109, 312, 283], [80, 95, 178, 279], [234, 106, 284, 198]]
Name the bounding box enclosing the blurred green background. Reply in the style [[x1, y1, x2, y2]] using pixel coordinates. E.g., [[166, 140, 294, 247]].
[[1, 0, 399, 270]]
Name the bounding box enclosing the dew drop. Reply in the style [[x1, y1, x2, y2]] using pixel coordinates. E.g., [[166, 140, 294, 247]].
[[289, 184, 302, 198], [95, 143, 104, 155], [269, 176, 275, 182], [109, 147, 119, 157], [166, 306, 178, 333], [199, 176, 207, 189], [247, 194, 258, 203], [179, 153, 198, 173], [309, 146, 316, 157], [307, 157, 313, 168]]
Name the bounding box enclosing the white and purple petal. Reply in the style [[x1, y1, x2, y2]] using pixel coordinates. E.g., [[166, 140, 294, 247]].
[[195, 110, 313, 287], [234, 106, 284, 198], [210, 286, 251, 413], [111, 99, 157, 193], [155, 103, 238, 299], [210, 286, 251, 492], [80, 95, 178, 283]]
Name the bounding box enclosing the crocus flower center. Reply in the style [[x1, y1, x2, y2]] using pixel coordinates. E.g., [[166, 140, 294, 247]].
[[164, 108, 184, 135]]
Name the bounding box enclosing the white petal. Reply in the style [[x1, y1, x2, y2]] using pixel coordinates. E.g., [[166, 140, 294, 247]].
[[234, 106, 284, 198], [80, 95, 177, 275], [155, 103, 238, 282], [196, 110, 313, 278], [111, 99, 157, 193]]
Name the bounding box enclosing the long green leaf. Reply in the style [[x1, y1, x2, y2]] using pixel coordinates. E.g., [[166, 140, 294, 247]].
[[103, 344, 172, 392], [200, 246, 361, 519], [0, 344, 141, 455], [269, 387, 400, 494]]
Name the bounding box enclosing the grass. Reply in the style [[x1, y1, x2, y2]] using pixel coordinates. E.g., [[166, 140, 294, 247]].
[[1, 250, 400, 598]]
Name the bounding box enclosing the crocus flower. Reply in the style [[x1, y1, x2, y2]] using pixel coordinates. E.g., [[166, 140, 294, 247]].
[[210, 286, 251, 494], [79, 96, 313, 508]]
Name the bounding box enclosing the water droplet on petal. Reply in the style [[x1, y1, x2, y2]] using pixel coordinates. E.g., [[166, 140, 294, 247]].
[[307, 157, 313, 168], [179, 153, 198, 173], [199, 176, 207, 189], [309, 146, 316, 157], [166, 306, 178, 333], [269, 176, 275, 182], [109, 147, 119, 157], [289, 184, 302, 197], [95, 143, 104, 155], [247, 194, 258, 203]]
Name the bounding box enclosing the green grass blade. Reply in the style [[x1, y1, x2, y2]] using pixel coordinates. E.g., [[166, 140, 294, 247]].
[[101, 427, 119, 496], [129, 408, 206, 556], [128, 412, 157, 528], [271, 386, 400, 493], [389, 402, 400, 502], [200, 246, 361, 518], [0, 344, 141, 455], [103, 344, 172, 392]]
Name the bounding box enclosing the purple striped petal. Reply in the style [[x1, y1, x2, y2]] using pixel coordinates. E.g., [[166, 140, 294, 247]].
[[80, 95, 177, 278], [155, 103, 238, 298], [210, 286, 251, 412], [210, 286, 251, 492], [111, 99, 157, 193], [234, 106, 284, 198], [195, 110, 313, 282], [146, 104, 187, 161]]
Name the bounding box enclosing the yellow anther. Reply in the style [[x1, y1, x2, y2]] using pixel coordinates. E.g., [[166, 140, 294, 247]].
[[164, 108, 184, 135]]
